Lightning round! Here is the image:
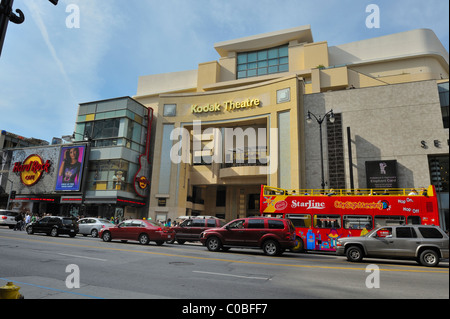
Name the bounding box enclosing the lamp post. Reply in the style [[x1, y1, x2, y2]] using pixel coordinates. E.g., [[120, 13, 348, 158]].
[[306, 109, 335, 190], [0, 0, 58, 57]]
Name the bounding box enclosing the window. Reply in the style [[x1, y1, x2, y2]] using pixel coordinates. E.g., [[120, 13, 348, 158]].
[[438, 82, 449, 128], [268, 219, 285, 229], [192, 219, 205, 227], [396, 227, 417, 238], [314, 215, 341, 228], [277, 88, 290, 104], [207, 219, 216, 227], [374, 216, 405, 227], [287, 214, 311, 228], [131, 221, 144, 227], [164, 104, 177, 117], [375, 227, 392, 238], [343, 216, 372, 230], [419, 227, 444, 238], [228, 220, 245, 229], [248, 219, 265, 229], [237, 44, 289, 79], [407, 216, 421, 225]]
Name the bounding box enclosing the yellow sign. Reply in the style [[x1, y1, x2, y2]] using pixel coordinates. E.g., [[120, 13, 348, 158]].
[[191, 99, 261, 114]]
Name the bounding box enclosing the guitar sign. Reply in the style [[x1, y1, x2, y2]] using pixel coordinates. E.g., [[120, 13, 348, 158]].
[[133, 107, 154, 198]]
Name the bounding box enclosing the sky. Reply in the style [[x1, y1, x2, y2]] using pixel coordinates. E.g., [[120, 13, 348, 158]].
[[0, 0, 448, 143]]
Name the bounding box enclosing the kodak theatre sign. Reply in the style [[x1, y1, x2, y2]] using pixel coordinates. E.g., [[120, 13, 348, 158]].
[[191, 99, 261, 114], [13, 154, 51, 186]]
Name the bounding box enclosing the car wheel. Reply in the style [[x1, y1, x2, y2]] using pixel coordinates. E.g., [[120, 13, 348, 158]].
[[346, 246, 363, 262], [263, 239, 280, 256], [419, 249, 439, 267], [26, 226, 33, 235], [139, 233, 150, 245], [50, 228, 59, 237], [206, 237, 222, 252], [102, 231, 112, 242], [91, 229, 99, 238]]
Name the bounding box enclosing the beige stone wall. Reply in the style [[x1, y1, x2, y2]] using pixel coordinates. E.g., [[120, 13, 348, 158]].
[[304, 80, 449, 189]]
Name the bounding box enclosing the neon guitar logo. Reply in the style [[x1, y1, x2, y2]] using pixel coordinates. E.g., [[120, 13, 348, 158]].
[[133, 107, 154, 198]]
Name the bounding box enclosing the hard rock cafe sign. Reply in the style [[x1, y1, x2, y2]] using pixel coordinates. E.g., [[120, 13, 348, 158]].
[[13, 154, 51, 186]]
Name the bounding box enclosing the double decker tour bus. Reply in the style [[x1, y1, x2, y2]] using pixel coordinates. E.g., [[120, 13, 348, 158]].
[[260, 185, 441, 252]]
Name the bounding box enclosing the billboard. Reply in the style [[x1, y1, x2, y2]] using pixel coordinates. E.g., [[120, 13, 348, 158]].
[[55, 145, 86, 191]]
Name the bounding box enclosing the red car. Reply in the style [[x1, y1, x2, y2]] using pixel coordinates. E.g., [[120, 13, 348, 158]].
[[99, 219, 174, 245], [200, 217, 296, 256]]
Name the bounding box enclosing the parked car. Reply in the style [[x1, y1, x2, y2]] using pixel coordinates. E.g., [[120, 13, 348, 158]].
[[200, 217, 296, 256], [0, 210, 19, 229], [26, 216, 79, 237], [336, 225, 449, 267], [78, 218, 114, 237], [99, 219, 174, 245], [168, 217, 226, 244]]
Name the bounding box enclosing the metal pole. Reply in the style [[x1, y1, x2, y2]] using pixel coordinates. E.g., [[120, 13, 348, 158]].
[[319, 120, 325, 190], [347, 126, 354, 189], [1, 0, 57, 58], [0, 0, 24, 58]]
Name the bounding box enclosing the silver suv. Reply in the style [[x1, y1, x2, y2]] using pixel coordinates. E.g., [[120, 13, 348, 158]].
[[336, 225, 449, 267]]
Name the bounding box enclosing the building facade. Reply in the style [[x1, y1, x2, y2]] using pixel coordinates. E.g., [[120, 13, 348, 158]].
[[134, 26, 449, 229], [1, 97, 153, 221]]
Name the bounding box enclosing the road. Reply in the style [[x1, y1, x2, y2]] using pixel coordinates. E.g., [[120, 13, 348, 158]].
[[0, 227, 448, 303]]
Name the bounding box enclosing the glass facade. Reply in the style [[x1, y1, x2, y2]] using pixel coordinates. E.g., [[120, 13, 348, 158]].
[[75, 104, 146, 154], [74, 97, 149, 198], [237, 44, 289, 79]]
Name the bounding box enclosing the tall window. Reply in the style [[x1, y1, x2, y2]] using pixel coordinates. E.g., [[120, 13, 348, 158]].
[[237, 45, 289, 79], [438, 82, 449, 128]]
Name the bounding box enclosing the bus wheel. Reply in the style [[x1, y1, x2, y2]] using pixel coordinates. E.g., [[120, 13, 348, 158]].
[[290, 237, 304, 253]]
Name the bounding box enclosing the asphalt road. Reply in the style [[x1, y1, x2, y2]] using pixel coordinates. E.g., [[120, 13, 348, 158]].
[[0, 226, 448, 302]]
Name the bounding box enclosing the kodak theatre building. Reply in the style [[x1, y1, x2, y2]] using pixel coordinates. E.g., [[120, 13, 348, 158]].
[[134, 26, 449, 230]]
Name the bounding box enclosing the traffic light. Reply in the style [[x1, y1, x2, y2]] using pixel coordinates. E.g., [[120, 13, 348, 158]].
[[10, 191, 16, 199], [49, 0, 58, 5]]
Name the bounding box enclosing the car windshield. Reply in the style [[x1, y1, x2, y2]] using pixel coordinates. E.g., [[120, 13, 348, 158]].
[[99, 219, 113, 224]]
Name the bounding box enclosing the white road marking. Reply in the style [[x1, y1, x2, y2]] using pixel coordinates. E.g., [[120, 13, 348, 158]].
[[58, 253, 107, 262], [193, 270, 271, 280]]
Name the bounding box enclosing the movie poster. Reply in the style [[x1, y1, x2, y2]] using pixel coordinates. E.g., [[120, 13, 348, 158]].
[[55, 145, 86, 191]]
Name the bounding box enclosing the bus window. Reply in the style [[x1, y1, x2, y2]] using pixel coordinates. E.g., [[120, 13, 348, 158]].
[[343, 216, 372, 230], [374, 216, 405, 227], [407, 216, 421, 225], [314, 215, 341, 229], [286, 214, 311, 228]]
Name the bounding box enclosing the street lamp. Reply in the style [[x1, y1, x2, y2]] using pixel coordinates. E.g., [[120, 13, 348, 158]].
[[0, 0, 58, 57], [306, 109, 335, 190]]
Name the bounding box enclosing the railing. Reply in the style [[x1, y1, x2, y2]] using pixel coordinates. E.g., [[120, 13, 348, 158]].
[[262, 185, 430, 197]]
